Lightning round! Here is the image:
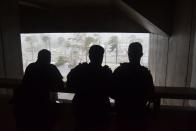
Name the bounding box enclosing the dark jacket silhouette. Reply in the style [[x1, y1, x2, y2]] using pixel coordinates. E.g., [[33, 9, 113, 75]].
[[13, 49, 64, 129], [113, 42, 154, 118], [67, 45, 112, 126]]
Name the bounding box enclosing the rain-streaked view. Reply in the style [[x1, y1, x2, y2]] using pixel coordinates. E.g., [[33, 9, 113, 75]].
[[21, 33, 150, 81]]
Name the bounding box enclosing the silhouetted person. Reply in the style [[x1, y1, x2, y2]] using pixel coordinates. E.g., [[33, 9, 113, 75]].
[[67, 45, 112, 129], [13, 49, 64, 130], [113, 42, 154, 119]]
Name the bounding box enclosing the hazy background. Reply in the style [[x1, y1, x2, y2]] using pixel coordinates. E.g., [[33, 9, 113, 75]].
[[21, 33, 150, 81]]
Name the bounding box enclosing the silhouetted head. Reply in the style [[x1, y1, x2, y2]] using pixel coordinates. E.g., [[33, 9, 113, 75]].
[[128, 42, 143, 65], [89, 45, 104, 66], [37, 49, 51, 65]]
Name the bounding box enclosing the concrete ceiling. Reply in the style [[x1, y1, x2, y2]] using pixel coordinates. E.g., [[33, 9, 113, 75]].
[[19, 0, 113, 8], [18, 0, 172, 36]]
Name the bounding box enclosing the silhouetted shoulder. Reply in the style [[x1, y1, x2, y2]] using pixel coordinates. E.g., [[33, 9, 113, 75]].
[[50, 64, 59, 69], [113, 62, 129, 74], [66, 62, 88, 88], [119, 62, 130, 67], [74, 62, 88, 70], [120, 62, 130, 66], [140, 66, 153, 78], [24, 63, 36, 72], [26, 63, 35, 68], [68, 62, 88, 75], [49, 64, 63, 79], [102, 65, 112, 74], [22, 63, 37, 82], [50, 64, 60, 70], [140, 65, 150, 71], [139, 66, 154, 92]]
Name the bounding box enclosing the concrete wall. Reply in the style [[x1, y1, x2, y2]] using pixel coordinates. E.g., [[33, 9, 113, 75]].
[[149, 0, 195, 106], [189, 35, 196, 106], [166, 0, 193, 88], [149, 0, 193, 87], [0, 0, 23, 79], [0, 34, 5, 78], [191, 41, 196, 85], [149, 34, 169, 86], [0, 3, 148, 79], [19, 6, 148, 33], [191, 8, 196, 90], [123, 0, 174, 35], [189, 0, 196, 107]]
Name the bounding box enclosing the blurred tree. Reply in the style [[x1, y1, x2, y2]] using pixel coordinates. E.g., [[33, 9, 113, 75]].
[[68, 33, 86, 44], [25, 36, 38, 61], [68, 34, 85, 61], [64, 40, 71, 48], [108, 36, 119, 52], [57, 36, 72, 47], [84, 36, 96, 48], [129, 35, 143, 43], [93, 33, 101, 44], [55, 56, 67, 67], [108, 36, 119, 63], [84, 36, 97, 61], [41, 35, 51, 50], [68, 50, 79, 69], [57, 37, 65, 45]]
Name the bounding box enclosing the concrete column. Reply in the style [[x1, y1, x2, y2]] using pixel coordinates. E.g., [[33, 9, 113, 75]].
[[148, 34, 157, 82], [166, 0, 192, 87], [0, 34, 5, 78], [0, 0, 23, 79], [155, 35, 169, 86], [189, 0, 196, 107], [191, 2, 196, 89], [191, 40, 196, 88], [189, 33, 196, 106], [149, 34, 169, 86]]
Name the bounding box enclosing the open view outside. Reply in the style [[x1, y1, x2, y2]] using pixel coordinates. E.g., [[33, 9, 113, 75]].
[[21, 33, 150, 99]]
